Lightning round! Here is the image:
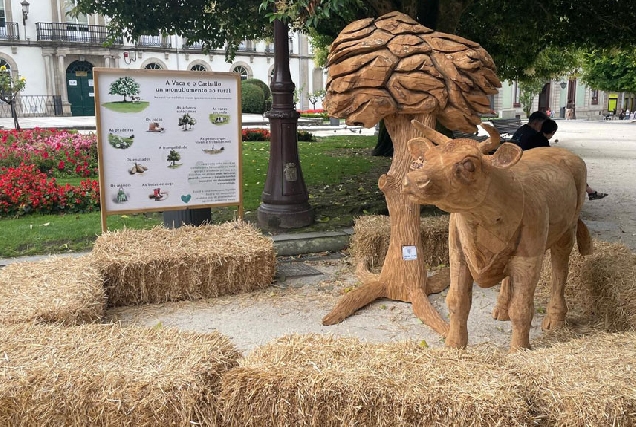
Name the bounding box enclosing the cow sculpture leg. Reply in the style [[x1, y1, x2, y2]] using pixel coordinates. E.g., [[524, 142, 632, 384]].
[[492, 277, 511, 321], [445, 257, 474, 348], [507, 256, 544, 350], [542, 230, 576, 330]]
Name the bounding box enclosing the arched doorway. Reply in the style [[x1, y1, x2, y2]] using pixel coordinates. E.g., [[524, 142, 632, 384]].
[[66, 60, 95, 116], [537, 82, 551, 113]]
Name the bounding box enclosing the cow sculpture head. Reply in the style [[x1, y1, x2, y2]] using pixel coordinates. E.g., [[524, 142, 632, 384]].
[[403, 121, 523, 212]]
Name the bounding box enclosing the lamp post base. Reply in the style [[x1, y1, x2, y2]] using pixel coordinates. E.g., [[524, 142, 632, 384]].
[[257, 202, 315, 229]]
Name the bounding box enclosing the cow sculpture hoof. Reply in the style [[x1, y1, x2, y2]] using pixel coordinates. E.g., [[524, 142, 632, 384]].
[[491, 305, 510, 321], [541, 316, 565, 331]]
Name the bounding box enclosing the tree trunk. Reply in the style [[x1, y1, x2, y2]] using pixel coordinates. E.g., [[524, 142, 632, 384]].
[[372, 120, 393, 157], [10, 99, 20, 131], [323, 112, 449, 336]]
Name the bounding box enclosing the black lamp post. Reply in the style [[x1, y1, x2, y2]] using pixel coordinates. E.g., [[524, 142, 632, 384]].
[[257, 19, 314, 229]]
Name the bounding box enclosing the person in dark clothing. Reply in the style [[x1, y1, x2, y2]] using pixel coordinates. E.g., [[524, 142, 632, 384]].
[[517, 119, 608, 200], [510, 111, 548, 147], [519, 118, 557, 150]]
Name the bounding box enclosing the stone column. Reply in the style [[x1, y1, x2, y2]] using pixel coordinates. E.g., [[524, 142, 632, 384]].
[[105, 55, 111, 68]]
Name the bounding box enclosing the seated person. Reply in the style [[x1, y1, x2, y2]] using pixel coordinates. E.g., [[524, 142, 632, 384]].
[[510, 111, 548, 147], [518, 119, 608, 201]]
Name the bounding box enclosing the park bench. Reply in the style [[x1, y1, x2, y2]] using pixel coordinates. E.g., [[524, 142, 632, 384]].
[[490, 117, 522, 141], [452, 130, 488, 142]]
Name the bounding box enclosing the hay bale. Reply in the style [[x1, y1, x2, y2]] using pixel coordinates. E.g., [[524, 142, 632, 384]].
[[507, 332, 636, 426], [0, 255, 105, 325], [0, 323, 240, 427], [92, 221, 276, 307], [350, 215, 449, 270], [220, 334, 531, 426], [536, 240, 636, 330]]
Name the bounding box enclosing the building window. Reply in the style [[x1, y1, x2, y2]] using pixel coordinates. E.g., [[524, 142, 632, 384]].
[[0, 3, 6, 28], [0, 59, 10, 71], [190, 64, 207, 71], [145, 62, 162, 70], [65, 0, 89, 27], [591, 89, 599, 105], [233, 65, 248, 80]]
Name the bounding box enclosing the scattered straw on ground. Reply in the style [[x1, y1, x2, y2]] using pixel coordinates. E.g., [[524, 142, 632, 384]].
[[92, 221, 276, 307], [350, 215, 449, 270], [220, 334, 529, 426], [536, 240, 636, 330], [0, 323, 240, 427], [507, 332, 636, 427], [0, 255, 105, 325]]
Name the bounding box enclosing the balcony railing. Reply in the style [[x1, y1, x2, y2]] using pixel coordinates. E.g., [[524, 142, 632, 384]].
[[36, 22, 122, 45], [0, 23, 20, 41], [182, 41, 204, 50], [0, 95, 63, 118], [138, 35, 171, 48]]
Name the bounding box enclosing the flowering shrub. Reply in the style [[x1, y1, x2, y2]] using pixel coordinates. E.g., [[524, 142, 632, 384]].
[[242, 128, 271, 141], [0, 128, 98, 177], [0, 164, 100, 217]]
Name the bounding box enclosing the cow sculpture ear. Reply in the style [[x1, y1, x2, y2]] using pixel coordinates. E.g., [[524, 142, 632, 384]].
[[407, 137, 436, 159], [490, 143, 522, 169]]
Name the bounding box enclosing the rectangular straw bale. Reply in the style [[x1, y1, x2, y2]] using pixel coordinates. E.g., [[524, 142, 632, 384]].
[[506, 332, 636, 427], [350, 215, 449, 270], [92, 221, 276, 307], [220, 334, 531, 427], [0, 323, 241, 427], [0, 255, 105, 325], [536, 240, 636, 329]]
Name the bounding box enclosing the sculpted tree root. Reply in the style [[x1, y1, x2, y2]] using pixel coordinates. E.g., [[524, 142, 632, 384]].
[[322, 114, 449, 336]]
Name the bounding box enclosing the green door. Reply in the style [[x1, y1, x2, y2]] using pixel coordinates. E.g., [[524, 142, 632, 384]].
[[66, 61, 95, 116]]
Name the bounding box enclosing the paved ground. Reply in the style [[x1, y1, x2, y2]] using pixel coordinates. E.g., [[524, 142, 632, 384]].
[[3, 117, 634, 354]]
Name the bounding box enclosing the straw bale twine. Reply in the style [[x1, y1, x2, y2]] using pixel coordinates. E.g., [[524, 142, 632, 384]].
[[92, 221, 276, 307], [220, 334, 531, 426], [0, 255, 105, 325], [536, 240, 636, 330], [351, 215, 449, 270], [507, 332, 636, 426], [0, 323, 240, 427]]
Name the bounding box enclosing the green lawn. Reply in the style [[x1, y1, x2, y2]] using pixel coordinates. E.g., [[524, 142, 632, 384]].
[[0, 135, 391, 258], [102, 101, 150, 113]]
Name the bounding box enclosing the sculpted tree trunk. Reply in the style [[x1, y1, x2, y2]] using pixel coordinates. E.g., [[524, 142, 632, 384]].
[[322, 12, 500, 334]]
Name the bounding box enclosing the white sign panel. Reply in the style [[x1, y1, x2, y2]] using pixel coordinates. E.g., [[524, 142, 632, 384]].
[[94, 69, 242, 216], [402, 245, 417, 261]]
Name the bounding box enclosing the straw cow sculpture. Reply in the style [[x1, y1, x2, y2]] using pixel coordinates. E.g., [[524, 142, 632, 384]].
[[403, 121, 593, 351]]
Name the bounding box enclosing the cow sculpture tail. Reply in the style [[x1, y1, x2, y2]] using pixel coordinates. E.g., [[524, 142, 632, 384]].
[[576, 218, 593, 256]]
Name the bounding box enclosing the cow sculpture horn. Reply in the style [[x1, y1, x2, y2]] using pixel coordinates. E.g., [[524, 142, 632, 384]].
[[478, 124, 501, 153], [412, 120, 452, 146]]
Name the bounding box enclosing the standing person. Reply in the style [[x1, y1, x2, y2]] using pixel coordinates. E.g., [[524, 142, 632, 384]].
[[510, 111, 548, 147], [566, 100, 575, 120], [518, 118, 608, 200]]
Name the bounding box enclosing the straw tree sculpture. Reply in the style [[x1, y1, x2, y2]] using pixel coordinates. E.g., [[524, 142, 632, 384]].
[[322, 11, 501, 334]]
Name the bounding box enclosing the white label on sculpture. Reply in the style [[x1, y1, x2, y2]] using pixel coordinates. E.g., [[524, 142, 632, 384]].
[[402, 245, 417, 260]]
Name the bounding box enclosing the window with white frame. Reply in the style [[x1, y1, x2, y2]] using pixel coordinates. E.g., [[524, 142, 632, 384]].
[[144, 62, 163, 70]]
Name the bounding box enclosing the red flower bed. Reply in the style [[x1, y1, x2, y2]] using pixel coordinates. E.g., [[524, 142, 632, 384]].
[[0, 128, 98, 178], [0, 164, 100, 217], [242, 128, 271, 141]]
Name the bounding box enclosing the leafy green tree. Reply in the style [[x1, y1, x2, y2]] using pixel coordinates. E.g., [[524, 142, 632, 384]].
[[108, 76, 140, 102], [0, 66, 26, 130], [308, 89, 325, 109], [178, 113, 196, 130], [167, 149, 181, 166], [580, 48, 636, 93]]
